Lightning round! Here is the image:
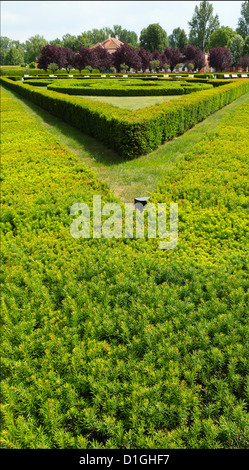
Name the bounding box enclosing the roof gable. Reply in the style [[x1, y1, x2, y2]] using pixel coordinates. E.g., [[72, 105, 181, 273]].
[[90, 36, 124, 53]]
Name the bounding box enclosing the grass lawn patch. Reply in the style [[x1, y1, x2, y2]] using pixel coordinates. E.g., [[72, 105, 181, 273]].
[[74, 95, 182, 110]]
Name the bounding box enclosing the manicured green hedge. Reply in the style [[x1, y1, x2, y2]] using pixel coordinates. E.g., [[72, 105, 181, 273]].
[[23, 75, 69, 80], [4, 76, 20, 81], [47, 78, 213, 96], [0, 66, 25, 77], [1, 76, 249, 159], [24, 79, 55, 86]]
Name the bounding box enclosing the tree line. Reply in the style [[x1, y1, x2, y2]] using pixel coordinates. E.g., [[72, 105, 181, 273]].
[[1, 1, 248, 70], [36, 43, 208, 74]]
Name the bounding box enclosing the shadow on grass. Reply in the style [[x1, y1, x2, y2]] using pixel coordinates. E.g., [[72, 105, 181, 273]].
[[4, 86, 125, 166]]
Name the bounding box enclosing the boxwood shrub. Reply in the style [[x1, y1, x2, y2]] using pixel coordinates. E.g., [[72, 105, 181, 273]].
[[1, 76, 249, 159], [47, 79, 213, 96]]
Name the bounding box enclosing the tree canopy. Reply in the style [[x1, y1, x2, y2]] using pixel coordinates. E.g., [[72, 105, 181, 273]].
[[236, 1, 249, 39], [112, 43, 142, 72], [207, 26, 236, 50], [227, 34, 245, 65], [243, 35, 249, 55], [209, 46, 233, 71], [169, 28, 189, 51], [188, 0, 220, 51], [182, 45, 205, 70], [25, 35, 47, 63], [4, 45, 25, 66], [139, 23, 169, 53]]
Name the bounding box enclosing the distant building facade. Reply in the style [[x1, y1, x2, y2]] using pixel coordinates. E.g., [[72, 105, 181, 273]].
[[90, 34, 124, 54]]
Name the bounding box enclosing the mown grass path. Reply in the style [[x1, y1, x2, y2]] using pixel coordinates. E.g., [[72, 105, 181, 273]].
[[2, 87, 249, 202]]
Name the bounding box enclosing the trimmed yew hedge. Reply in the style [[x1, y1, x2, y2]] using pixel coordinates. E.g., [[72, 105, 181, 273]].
[[1, 77, 249, 159], [46, 79, 213, 96], [24, 79, 55, 86]]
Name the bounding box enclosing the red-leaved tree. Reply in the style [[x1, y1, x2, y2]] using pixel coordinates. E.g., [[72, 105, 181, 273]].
[[182, 45, 205, 71], [238, 54, 249, 70], [38, 44, 67, 70], [91, 46, 113, 71], [76, 46, 95, 71], [62, 47, 77, 72], [209, 47, 233, 71], [112, 43, 142, 72], [138, 47, 152, 72], [164, 47, 182, 71]]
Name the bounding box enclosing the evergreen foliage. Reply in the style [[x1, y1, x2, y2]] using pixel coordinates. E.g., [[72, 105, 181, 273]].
[[1, 87, 249, 449]]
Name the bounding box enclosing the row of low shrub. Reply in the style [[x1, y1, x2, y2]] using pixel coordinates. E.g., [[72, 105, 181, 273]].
[[46, 79, 213, 96], [2, 65, 248, 80], [25, 78, 186, 87], [23, 76, 230, 92], [19, 73, 249, 83], [0, 66, 101, 77], [4, 76, 20, 81], [0, 66, 25, 76], [180, 78, 234, 88], [23, 79, 55, 87], [1, 76, 249, 159]]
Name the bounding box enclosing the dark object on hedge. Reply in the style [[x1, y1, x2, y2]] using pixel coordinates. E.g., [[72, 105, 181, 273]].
[[135, 197, 150, 212]]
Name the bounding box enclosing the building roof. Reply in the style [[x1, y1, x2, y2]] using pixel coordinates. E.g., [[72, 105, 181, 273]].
[[90, 35, 124, 54]]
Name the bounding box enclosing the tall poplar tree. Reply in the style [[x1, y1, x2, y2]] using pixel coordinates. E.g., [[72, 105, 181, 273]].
[[236, 1, 249, 39], [188, 1, 220, 51]]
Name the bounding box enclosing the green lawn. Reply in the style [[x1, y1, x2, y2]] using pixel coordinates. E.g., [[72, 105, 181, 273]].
[[75, 95, 182, 110]]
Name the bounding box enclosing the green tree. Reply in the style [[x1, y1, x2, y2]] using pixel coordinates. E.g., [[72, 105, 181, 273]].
[[90, 28, 107, 44], [50, 38, 63, 47], [243, 35, 249, 55], [110, 24, 122, 38], [118, 29, 138, 46], [11, 40, 25, 50], [48, 62, 58, 73], [227, 34, 245, 65], [120, 63, 129, 71], [28, 61, 36, 69], [105, 25, 138, 46], [149, 59, 160, 71], [169, 28, 188, 51], [61, 34, 80, 52], [187, 62, 195, 71], [77, 31, 92, 48], [178, 29, 189, 51], [77, 28, 107, 47], [25, 35, 47, 63], [4, 46, 24, 65], [236, 1, 249, 39], [139, 23, 169, 52], [188, 1, 220, 51], [207, 26, 236, 49], [75, 26, 139, 50], [0, 36, 12, 65]]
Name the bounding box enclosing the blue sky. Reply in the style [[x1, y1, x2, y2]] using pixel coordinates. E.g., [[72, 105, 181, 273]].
[[1, 1, 243, 43]]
